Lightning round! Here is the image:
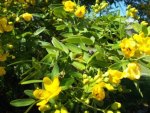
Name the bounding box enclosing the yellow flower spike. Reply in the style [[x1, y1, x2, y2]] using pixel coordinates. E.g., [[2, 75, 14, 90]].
[[92, 83, 105, 101], [22, 13, 33, 21], [108, 70, 123, 84], [74, 6, 86, 18], [33, 77, 61, 111], [0, 67, 6, 76], [63, 1, 76, 12], [123, 62, 141, 80], [120, 38, 137, 58]]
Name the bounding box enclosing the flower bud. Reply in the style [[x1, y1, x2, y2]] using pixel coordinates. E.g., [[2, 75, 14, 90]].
[[111, 102, 121, 110]]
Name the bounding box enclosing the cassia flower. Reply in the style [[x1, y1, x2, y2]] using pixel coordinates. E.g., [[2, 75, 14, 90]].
[[92, 83, 105, 101], [120, 38, 137, 58], [75, 6, 86, 18], [0, 53, 9, 62], [33, 77, 61, 111], [123, 62, 141, 80], [0, 17, 13, 33], [0, 67, 6, 76], [22, 13, 33, 21], [108, 69, 123, 84], [63, 1, 76, 12]]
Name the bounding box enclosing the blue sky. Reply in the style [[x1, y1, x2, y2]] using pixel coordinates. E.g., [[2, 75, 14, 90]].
[[110, 0, 126, 16]]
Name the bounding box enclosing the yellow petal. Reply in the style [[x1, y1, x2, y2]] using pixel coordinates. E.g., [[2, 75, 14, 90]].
[[0, 17, 7, 26], [3, 25, 13, 32], [44, 77, 60, 92], [47, 87, 61, 100], [36, 99, 48, 106], [43, 77, 52, 91], [33, 89, 50, 100]]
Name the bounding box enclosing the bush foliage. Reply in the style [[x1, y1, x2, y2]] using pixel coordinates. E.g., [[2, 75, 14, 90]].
[[0, 0, 150, 113]]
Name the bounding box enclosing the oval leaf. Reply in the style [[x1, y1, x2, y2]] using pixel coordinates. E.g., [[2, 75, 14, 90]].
[[10, 99, 35, 107]]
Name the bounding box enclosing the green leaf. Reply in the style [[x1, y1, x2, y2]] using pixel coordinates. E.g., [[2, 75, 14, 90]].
[[55, 24, 66, 30], [53, 6, 67, 18], [63, 35, 93, 45], [51, 63, 59, 78], [65, 43, 82, 53], [61, 78, 75, 90], [10, 99, 35, 107], [52, 37, 69, 54], [33, 27, 46, 36], [72, 61, 85, 70], [24, 90, 34, 98], [21, 80, 42, 85], [71, 72, 82, 78]]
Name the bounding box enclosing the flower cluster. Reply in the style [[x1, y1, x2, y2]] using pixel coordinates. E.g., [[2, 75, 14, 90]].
[[91, 0, 108, 13], [126, 5, 139, 19], [120, 33, 150, 58], [63, 0, 86, 18], [91, 62, 141, 101]]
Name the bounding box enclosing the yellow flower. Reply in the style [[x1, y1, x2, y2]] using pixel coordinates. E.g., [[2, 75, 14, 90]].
[[54, 110, 61, 113], [92, 83, 105, 101], [33, 77, 61, 111], [123, 62, 141, 80], [98, 82, 114, 91], [0, 17, 13, 33], [138, 38, 150, 55], [74, 6, 86, 18], [108, 70, 123, 84], [120, 38, 137, 58], [132, 33, 150, 55], [133, 33, 144, 44], [60, 106, 69, 113], [62, 0, 70, 4], [0, 67, 6, 76], [63, 1, 76, 12], [0, 53, 9, 62], [22, 13, 33, 22]]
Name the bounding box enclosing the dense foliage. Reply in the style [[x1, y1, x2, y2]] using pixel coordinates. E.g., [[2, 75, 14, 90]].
[[0, 0, 150, 113]]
